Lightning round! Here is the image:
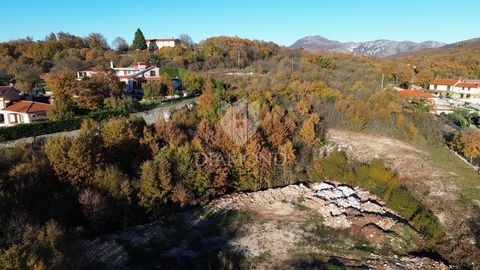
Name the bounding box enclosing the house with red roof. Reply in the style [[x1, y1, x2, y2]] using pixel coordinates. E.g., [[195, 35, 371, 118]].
[[0, 100, 50, 126], [0, 86, 21, 109], [429, 78, 480, 101], [398, 89, 438, 100]]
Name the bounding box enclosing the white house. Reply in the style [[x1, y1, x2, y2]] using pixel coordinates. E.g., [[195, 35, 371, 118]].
[[145, 38, 180, 50], [0, 100, 50, 127], [429, 79, 480, 102], [76, 69, 101, 80], [0, 86, 21, 109], [76, 62, 163, 94], [112, 62, 162, 94]]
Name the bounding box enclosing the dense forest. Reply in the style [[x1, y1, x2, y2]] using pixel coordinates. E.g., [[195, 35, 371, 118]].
[[1, 30, 478, 269]]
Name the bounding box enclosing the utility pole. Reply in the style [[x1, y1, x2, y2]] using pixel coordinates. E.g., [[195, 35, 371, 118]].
[[291, 57, 294, 71], [381, 73, 385, 89], [237, 51, 240, 69]]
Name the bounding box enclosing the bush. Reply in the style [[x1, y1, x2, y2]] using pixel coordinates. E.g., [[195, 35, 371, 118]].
[[0, 110, 125, 141]]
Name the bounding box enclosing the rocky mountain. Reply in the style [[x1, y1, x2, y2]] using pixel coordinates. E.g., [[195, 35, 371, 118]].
[[290, 35, 446, 57]]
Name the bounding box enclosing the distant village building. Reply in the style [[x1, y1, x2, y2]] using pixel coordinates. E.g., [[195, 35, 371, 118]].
[[76, 69, 100, 80], [0, 100, 49, 127], [145, 38, 180, 50], [429, 79, 480, 102]]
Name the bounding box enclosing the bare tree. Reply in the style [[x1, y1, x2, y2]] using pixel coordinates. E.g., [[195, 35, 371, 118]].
[[179, 34, 193, 45], [112, 36, 129, 53]]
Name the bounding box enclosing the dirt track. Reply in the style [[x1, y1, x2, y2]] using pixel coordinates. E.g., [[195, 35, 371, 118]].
[[327, 129, 480, 268]]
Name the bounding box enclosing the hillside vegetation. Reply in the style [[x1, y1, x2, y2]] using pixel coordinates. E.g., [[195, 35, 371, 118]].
[[1, 32, 480, 269]]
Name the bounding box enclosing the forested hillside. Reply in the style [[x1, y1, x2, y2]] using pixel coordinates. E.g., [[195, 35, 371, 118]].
[[0, 32, 479, 269]]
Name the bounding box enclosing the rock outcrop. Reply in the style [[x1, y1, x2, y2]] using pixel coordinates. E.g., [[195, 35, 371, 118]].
[[80, 183, 447, 269]]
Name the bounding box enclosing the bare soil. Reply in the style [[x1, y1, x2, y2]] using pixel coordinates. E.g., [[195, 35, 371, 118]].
[[327, 128, 480, 268]]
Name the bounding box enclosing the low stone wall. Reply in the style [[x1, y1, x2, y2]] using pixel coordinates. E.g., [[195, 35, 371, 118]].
[[446, 146, 479, 172], [0, 129, 79, 148]]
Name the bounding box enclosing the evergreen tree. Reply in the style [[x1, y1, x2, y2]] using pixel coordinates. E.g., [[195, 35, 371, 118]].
[[132, 28, 147, 50]]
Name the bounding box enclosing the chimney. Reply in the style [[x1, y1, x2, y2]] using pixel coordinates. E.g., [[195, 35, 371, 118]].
[[110, 61, 114, 69]]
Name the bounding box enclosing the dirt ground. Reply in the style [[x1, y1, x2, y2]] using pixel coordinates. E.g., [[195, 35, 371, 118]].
[[327, 128, 480, 268]]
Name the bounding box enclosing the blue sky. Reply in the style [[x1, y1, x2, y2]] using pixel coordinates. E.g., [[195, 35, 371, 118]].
[[2, 0, 478, 46]]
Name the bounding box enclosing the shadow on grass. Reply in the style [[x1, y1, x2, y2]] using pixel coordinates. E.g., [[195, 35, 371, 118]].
[[470, 205, 480, 250]]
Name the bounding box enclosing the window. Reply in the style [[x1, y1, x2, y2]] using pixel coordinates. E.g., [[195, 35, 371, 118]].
[[123, 70, 127, 75], [8, 114, 16, 123], [0, 114, 4, 123], [150, 70, 156, 77]]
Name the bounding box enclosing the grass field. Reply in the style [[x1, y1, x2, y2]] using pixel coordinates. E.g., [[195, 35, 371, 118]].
[[138, 96, 198, 111]]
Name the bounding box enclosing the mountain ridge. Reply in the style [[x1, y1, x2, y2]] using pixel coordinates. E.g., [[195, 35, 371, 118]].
[[290, 35, 446, 57]]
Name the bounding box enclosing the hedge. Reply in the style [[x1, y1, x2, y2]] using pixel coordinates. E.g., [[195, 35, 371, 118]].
[[0, 110, 125, 142]]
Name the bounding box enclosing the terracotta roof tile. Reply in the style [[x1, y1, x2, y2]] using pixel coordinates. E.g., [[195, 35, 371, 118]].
[[398, 89, 437, 99], [2, 101, 50, 113], [430, 79, 460, 86], [457, 82, 479, 88]]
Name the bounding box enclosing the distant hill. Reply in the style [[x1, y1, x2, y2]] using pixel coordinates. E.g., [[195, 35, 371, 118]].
[[441, 38, 480, 49], [290, 35, 445, 57]]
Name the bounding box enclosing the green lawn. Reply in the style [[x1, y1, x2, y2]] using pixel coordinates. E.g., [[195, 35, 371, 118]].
[[138, 96, 198, 111], [421, 143, 480, 205]]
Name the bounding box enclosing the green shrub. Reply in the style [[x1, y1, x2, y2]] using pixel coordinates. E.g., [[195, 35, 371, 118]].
[[386, 187, 420, 219], [411, 208, 443, 247], [320, 151, 351, 180]]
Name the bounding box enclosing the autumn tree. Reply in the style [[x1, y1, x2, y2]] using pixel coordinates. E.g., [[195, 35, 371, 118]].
[[75, 70, 123, 110], [44, 70, 78, 119], [44, 120, 102, 185], [299, 113, 322, 145], [101, 117, 147, 173], [143, 80, 168, 101], [86, 33, 109, 51], [138, 147, 174, 216], [451, 128, 480, 160], [182, 72, 204, 95], [79, 188, 109, 234], [103, 95, 138, 114], [197, 79, 222, 122], [393, 64, 415, 88]]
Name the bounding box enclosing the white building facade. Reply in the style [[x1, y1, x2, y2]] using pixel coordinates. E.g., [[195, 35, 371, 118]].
[[0, 101, 49, 127], [76, 62, 163, 94], [145, 38, 180, 50], [429, 79, 480, 102]]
